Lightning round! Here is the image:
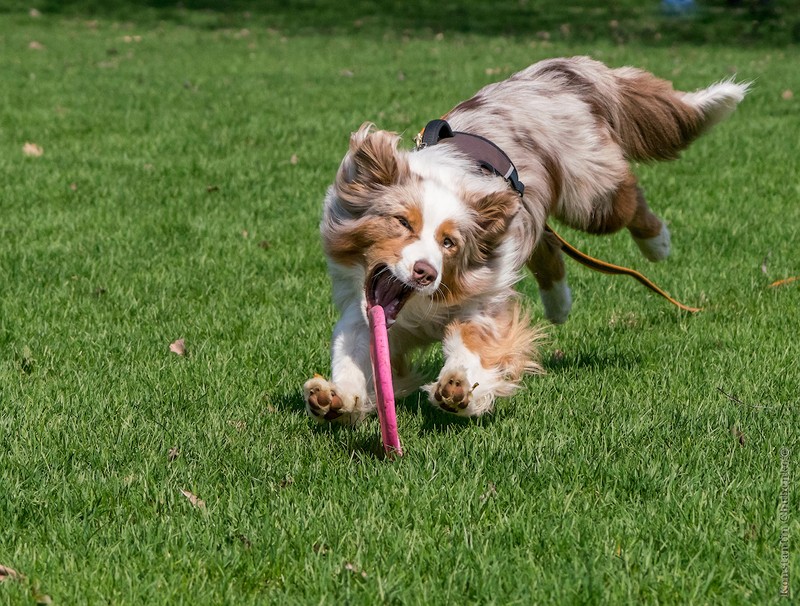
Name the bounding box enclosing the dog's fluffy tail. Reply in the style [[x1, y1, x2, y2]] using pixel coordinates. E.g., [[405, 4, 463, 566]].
[[611, 68, 749, 162], [681, 79, 750, 132]]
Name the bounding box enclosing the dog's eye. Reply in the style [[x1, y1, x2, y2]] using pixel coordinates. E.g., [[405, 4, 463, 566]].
[[396, 216, 412, 230], [442, 237, 455, 250]]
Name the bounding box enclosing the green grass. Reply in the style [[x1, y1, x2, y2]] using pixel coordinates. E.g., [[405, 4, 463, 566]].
[[1, 3, 799, 604]]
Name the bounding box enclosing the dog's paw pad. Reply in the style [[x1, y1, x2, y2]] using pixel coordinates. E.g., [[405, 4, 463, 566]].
[[303, 376, 344, 421], [432, 369, 477, 413]]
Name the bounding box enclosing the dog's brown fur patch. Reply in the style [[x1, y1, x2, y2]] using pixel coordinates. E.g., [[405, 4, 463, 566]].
[[453, 303, 542, 380]]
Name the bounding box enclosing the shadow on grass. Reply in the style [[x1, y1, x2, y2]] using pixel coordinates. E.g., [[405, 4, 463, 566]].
[[268, 385, 490, 459], [11, 0, 800, 45], [542, 349, 642, 373]]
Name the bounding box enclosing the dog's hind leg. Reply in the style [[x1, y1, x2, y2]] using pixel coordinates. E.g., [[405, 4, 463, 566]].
[[527, 229, 572, 324], [628, 184, 671, 262], [586, 173, 671, 263]]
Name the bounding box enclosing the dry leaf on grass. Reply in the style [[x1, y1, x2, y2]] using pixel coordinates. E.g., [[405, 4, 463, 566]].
[[344, 562, 367, 579], [0, 564, 22, 582], [169, 338, 186, 356], [769, 276, 800, 288], [782, 89, 794, 100], [33, 591, 53, 605], [312, 542, 329, 555], [22, 142, 44, 157], [227, 419, 247, 432], [28, 40, 45, 50], [168, 446, 180, 461], [237, 534, 252, 549], [479, 482, 497, 504], [180, 489, 205, 509]]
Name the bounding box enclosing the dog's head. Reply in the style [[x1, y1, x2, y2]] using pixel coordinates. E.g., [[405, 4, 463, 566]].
[[323, 123, 520, 325]]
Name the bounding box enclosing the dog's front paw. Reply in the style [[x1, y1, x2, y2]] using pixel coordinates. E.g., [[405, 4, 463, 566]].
[[303, 375, 364, 424], [427, 368, 478, 414], [304, 375, 346, 422]]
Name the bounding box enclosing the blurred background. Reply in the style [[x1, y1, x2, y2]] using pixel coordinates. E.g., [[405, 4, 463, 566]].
[[3, 0, 799, 45]]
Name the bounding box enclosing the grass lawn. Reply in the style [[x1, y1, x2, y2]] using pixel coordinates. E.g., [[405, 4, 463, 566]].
[[1, 2, 798, 603]]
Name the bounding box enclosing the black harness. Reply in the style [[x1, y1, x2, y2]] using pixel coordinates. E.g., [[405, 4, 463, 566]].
[[414, 119, 525, 197]]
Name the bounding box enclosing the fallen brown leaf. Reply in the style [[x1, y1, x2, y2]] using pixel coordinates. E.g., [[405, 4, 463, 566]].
[[479, 482, 497, 504], [169, 338, 186, 356], [344, 562, 367, 579], [20, 346, 34, 374], [769, 276, 800, 288], [0, 564, 22, 582], [28, 40, 45, 50], [33, 591, 53, 605], [168, 446, 180, 461], [782, 89, 794, 100], [290, 153, 298, 165], [312, 542, 329, 555], [731, 425, 746, 447], [29, 8, 41, 18], [22, 142, 44, 157], [206, 184, 219, 193], [69, 182, 78, 191], [227, 419, 247, 432], [180, 489, 205, 509], [238, 534, 252, 549]]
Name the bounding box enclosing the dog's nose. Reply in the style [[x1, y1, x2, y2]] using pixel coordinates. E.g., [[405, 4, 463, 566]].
[[412, 261, 438, 286]]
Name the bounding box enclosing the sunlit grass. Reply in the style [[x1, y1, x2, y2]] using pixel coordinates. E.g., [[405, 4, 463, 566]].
[[1, 5, 798, 604]]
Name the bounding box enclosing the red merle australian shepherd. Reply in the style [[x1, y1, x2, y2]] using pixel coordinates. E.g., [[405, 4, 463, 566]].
[[304, 56, 747, 424]]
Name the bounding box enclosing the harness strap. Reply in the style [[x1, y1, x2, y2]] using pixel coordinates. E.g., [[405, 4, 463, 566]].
[[416, 119, 525, 196], [545, 224, 702, 313]]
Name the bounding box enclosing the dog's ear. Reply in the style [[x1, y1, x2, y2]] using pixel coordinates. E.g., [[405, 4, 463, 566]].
[[336, 123, 407, 212], [471, 190, 521, 257]]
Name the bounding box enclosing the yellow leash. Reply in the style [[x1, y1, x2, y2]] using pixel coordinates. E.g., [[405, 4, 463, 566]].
[[545, 224, 702, 313]]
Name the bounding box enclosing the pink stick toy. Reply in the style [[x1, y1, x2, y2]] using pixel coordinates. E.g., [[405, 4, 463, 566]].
[[368, 305, 403, 458]]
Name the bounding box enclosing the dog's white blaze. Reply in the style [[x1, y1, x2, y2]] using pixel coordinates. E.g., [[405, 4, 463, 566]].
[[397, 181, 465, 293]]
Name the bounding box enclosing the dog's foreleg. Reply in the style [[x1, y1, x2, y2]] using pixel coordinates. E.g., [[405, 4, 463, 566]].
[[304, 303, 373, 424], [425, 309, 541, 417]]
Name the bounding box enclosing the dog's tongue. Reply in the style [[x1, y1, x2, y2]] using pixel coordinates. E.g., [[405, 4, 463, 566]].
[[367, 266, 413, 326]]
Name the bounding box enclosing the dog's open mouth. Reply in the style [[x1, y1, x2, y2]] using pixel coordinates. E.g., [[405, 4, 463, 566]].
[[366, 264, 414, 327]]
